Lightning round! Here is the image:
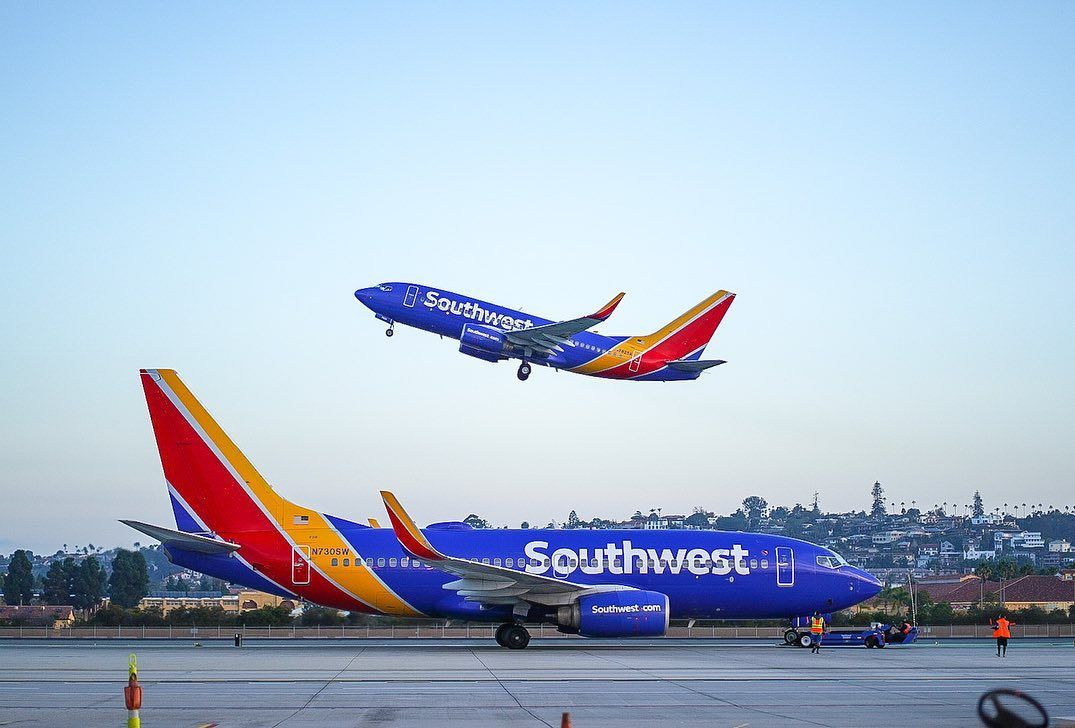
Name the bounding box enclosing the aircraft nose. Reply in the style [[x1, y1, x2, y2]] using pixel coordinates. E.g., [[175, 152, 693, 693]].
[[354, 287, 377, 308], [854, 568, 883, 599]]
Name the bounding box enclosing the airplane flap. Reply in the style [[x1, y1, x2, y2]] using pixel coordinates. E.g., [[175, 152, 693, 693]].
[[120, 519, 241, 555]]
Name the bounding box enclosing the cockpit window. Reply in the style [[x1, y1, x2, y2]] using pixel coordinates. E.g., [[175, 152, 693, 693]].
[[816, 552, 849, 569], [378, 284, 393, 292]]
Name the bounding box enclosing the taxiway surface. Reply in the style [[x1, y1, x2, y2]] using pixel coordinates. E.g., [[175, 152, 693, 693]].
[[1, 638, 1073, 726]]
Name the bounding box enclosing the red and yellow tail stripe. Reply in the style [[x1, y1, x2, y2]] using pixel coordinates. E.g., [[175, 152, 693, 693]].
[[141, 369, 422, 616], [570, 290, 734, 378]]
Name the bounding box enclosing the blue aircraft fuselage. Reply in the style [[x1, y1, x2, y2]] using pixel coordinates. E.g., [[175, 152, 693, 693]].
[[171, 517, 882, 623]]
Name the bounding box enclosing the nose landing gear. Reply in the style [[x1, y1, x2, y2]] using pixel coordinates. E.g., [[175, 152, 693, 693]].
[[517, 362, 532, 381], [385, 323, 394, 337]]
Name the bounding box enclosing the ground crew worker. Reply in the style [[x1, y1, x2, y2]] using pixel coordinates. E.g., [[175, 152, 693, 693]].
[[809, 611, 826, 654], [992, 613, 1015, 657]]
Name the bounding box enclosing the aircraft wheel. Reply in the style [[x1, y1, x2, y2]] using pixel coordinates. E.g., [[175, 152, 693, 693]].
[[797, 633, 813, 648], [385, 328, 394, 337], [517, 363, 531, 381], [495, 623, 511, 648], [783, 629, 799, 645], [504, 624, 530, 650], [865, 635, 879, 649]]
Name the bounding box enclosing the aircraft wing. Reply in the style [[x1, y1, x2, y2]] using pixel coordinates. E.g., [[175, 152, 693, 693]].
[[503, 292, 625, 355], [380, 491, 631, 608], [120, 519, 240, 555]]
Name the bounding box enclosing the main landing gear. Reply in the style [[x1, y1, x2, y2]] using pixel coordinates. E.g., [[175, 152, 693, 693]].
[[517, 362, 532, 381], [495, 622, 531, 649]]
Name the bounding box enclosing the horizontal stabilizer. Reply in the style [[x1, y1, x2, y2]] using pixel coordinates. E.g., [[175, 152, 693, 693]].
[[120, 519, 240, 555], [667, 358, 726, 373]]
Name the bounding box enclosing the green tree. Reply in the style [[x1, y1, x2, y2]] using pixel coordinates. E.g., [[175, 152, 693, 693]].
[[713, 512, 749, 531], [3, 550, 35, 605], [742, 496, 768, 522], [108, 550, 149, 608], [973, 560, 996, 582], [71, 557, 106, 611], [240, 605, 294, 626], [43, 558, 75, 604], [994, 559, 1019, 580], [973, 490, 985, 517], [300, 605, 344, 625], [684, 512, 711, 529], [924, 601, 955, 624], [462, 514, 489, 529], [871, 481, 886, 517], [875, 585, 911, 614], [567, 510, 581, 529], [520, 521, 530, 529]]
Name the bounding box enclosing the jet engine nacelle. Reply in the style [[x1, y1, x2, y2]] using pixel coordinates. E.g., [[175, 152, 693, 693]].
[[557, 590, 669, 638], [459, 324, 508, 362]]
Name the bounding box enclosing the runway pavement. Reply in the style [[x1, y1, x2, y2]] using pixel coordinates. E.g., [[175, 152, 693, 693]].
[[1, 638, 1074, 726]]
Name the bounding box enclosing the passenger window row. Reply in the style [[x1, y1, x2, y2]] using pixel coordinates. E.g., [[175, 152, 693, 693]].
[[326, 555, 770, 571], [327, 556, 426, 569]]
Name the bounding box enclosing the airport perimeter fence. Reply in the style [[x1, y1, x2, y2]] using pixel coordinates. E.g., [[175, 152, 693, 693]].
[[2, 623, 1075, 640]]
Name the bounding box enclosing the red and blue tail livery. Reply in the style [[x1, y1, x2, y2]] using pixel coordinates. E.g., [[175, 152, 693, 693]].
[[354, 284, 735, 381], [126, 369, 881, 647]]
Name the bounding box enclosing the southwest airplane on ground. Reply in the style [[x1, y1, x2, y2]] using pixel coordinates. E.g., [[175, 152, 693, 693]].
[[124, 370, 882, 648], [354, 283, 735, 381]]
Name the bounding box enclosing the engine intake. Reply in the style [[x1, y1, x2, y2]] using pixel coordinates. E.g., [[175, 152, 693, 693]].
[[557, 590, 669, 638]]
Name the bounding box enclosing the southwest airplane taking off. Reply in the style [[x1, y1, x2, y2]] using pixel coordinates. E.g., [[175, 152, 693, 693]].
[[354, 283, 735, 381], [125, 370, 882, 648]]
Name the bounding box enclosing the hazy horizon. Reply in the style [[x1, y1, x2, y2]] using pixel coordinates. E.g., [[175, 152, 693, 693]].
[[3, 3, 1074, 554]]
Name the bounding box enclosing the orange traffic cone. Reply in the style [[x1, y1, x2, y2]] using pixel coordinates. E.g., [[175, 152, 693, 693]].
[[561, 711, 572, 727]]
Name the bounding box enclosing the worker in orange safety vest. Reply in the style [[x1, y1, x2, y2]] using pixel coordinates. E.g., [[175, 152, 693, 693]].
[[809, 611, 826, 654], [992, 613, 1015, 657]]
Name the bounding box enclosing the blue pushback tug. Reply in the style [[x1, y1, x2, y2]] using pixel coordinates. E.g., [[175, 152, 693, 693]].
[[785, 617, 919, 648]]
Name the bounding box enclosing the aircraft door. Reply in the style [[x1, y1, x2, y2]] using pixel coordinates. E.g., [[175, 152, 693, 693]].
[[403, 285, 419, 307], [629, 354, 642, 373], [775, 547, 794, 587], [292, 545, 311, 585]]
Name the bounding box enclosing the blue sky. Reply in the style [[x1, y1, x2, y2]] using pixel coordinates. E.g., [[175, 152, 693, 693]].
[[2, 3, 1073, 554]]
